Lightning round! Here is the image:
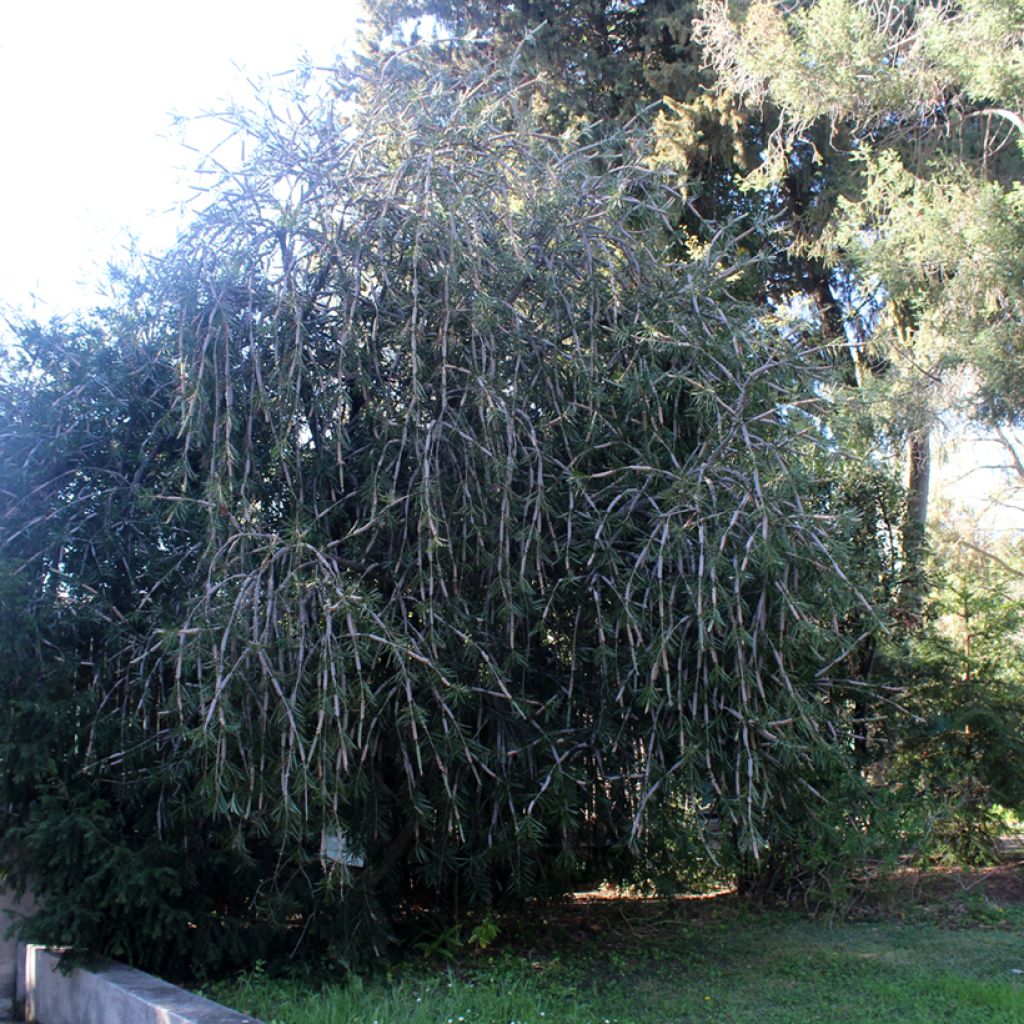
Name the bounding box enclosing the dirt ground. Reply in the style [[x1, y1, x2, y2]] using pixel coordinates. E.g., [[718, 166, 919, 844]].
[[505, 846, 1024, 953], [879, 858, 1024, 906]]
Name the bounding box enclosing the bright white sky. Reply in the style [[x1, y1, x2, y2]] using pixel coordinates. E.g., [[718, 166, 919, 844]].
[[934, 423, 1024, 536], [0, 0, 364, 318]]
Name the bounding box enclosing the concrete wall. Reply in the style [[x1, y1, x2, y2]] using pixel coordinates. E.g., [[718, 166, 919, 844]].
[[19, 946, 261, 1024], [0, 888, 35, 1019]]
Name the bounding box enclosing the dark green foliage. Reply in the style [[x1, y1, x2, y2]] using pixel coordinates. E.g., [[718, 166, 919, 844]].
[[363, 0, 791, 268], [0, 320, 301, 974], [876, 542, 1024, 863], [362, 0, 708, 122], [1, 53, 875, 971]]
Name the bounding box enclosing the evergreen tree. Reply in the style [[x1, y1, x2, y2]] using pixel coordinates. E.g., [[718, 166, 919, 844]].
[[697, 0, 1024, 609], [0, 52, 874, 969]]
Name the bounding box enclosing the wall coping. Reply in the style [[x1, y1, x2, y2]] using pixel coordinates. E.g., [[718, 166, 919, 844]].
[[18, 945, 261, 1024]]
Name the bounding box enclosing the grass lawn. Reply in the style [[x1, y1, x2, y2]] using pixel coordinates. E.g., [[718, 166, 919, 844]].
[[209, 866, 1024, 1024]]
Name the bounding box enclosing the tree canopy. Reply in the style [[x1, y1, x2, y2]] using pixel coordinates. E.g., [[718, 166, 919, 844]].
[[690, 0, 1024, 615], [0, 50, 875, 968]]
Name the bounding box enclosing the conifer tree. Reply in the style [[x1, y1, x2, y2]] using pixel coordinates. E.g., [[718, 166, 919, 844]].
[[697, 0, 1024, 609], [0, 51, 874, 968]]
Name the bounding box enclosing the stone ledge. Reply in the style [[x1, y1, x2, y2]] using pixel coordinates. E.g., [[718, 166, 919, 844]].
[[18, 946, 261, 1024], [1, 889, 36, 1019]]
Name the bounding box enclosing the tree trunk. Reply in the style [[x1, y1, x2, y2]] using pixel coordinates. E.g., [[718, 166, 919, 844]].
[[812, 269, 862, 387], [899, 428, 931, 621]]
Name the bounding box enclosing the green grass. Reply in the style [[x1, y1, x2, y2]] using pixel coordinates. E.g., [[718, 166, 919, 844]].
[[207, 897, 1024, 1024]]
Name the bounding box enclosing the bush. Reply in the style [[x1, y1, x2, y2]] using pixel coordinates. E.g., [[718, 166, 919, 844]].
[[1, 50, 877, 972], [875, 535, 1024, 865]]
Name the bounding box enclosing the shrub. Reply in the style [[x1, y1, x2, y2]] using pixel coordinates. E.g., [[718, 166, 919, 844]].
[[1, 50, 875, 971]]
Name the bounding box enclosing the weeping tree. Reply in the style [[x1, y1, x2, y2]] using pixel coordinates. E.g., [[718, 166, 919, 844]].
[[1, 51, 875, 970]]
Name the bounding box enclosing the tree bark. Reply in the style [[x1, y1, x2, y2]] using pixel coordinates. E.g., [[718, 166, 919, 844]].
[[899, 428, 931, 620]]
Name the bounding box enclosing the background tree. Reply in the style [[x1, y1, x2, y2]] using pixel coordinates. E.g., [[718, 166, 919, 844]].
[[697, 0, 1024, 608], [362, 1, 708, 122], [879, 521, 1024, 862], [361, 1, 773, 227]]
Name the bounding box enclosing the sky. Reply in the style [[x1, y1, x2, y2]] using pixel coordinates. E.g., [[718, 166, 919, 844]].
[[932, 421, 1024, 537], [0, 0, 364, 318]]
